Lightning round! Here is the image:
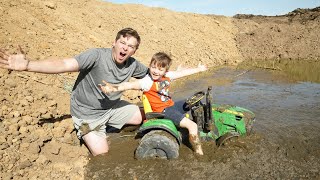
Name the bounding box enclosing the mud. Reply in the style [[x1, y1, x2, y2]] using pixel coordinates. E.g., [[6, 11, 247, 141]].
[[85, 62, 320, 179], [0, 0, 320, 179]]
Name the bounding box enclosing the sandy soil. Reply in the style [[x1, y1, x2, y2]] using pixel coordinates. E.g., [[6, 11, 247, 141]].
[[0, 0, 319, 179]]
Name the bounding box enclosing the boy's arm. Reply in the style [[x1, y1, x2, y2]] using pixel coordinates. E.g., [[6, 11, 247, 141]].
[[167, 64, 207, 80], [99, 80, 142, 94]]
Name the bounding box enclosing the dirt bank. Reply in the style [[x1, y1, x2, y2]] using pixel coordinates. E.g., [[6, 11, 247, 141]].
[[0, 0, 319, 179], [233, 7, 320, 61]]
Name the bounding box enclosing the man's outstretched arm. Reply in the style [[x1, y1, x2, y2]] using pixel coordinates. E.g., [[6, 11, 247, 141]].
[[0, 47, 79, 73]]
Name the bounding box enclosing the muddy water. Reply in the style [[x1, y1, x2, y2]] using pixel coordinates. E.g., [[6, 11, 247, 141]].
[[85, 64, 320, 180]]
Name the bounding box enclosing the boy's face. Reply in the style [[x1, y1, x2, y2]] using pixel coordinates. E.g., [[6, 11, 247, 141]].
[[149, 62, 167, 80], [112, 35, 138, 64]]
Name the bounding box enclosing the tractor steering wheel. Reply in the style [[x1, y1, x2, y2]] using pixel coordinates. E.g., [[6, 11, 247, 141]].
[[185, 91, 205, 109]]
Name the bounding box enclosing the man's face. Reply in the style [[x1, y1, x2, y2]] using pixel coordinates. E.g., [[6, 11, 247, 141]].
[[112, 35, 138, 64]]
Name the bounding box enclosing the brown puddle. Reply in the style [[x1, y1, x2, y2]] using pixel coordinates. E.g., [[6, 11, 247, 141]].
[[85, 60, 320, 180], [238, 59, 320, 83]]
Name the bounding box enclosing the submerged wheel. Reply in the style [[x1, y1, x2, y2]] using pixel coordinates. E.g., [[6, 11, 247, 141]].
[[135, 130, 179, 160], [216, 132, 240, 147]]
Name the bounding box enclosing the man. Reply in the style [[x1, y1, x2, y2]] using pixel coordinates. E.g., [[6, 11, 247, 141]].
[[0, 28, 149, 156]]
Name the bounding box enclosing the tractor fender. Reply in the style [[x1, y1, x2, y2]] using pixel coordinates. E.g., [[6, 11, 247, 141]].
[[138, 125, 182, 145]]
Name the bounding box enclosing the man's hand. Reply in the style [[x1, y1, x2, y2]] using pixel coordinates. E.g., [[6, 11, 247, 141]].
[[0, 46, 29, 71], [98, 80, 118, 94]]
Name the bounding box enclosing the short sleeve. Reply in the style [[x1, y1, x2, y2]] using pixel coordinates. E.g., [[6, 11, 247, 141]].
[[132, 60, 148, 79], [165, 71, 174, 79], [74, 48, 99, 70], [139, 75, 153, 92]]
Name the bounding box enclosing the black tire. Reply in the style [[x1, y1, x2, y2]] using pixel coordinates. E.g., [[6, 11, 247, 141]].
[[216, 132, 240, 147], [135, 130, 179, 160]]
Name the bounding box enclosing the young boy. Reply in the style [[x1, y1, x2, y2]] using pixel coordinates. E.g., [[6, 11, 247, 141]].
[[99, 52, 207, 155]]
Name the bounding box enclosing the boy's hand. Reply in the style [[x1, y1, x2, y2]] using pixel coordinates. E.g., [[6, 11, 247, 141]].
[[98, 80, 118, 94], [198, 63, 207, 72], [176, 64, 187, 71]]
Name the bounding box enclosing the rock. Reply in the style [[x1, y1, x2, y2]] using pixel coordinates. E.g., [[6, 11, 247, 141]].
[[0, 135, 6, 143], [51, 109, 59, 117], [40, 112, 53, 119], [7, 107, 13, 112], [19, 126, 29, 134], [19, 99, 29, 107], [7, 163, 14, 170], [25, 96, 34, 103], [4, 79, 17, 88], [12, 138, 19, 143], [22, 115, 33, 125], [29, 143, 41, 154], [18, 160, 32, 169], [36, 155, 50, 165], [18, 119, 27, 127], [61, 133, 74, 144], [0, 142, 9, 150], [26, 125, 36, 133], [12, 130, 20, 137], [52, 127, 66, 138], [20, 142, 30, 148], [1, 172, 13, 180], [47, 100, 57, 107], [53, 162, 71, 171], [8, 124, 19, 134], [6, 136, 13, 145], [37, 140, 44, 148], [27, 154, 39, 162], [35, 129, 48, 138], [48, 142, 61, 155], [9, 117, 20, 125], [24, 134, 39, 143], [11, 111, 21, 118], [1, 105, 8, 111], [44, 1, 57, 10], [31, 118, 39, 125], [31, 112, 41, 118], [38, 107, 48, 115], [41, 135, 52, 143]]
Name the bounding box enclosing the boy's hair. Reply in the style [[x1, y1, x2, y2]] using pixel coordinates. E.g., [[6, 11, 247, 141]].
[[150, 52, 172, 71], [116, 28, 141, 49]]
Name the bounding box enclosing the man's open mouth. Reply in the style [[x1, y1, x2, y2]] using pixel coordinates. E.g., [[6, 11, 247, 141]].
[[120, 52, 126, 58]]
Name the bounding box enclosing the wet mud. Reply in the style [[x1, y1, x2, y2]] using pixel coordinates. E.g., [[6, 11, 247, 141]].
[[85, 61, 320, 180]]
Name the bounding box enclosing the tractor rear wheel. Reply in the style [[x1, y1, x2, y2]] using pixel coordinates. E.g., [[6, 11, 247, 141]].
[[135, 130, 179, 160], [216, 132, 240, 147]]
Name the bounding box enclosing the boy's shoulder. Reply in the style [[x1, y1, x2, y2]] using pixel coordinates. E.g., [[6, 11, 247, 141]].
[[140, 74, 154, 91], [163, 72, 173, 80]]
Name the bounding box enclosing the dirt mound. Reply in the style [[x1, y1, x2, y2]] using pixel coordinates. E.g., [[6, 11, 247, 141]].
[[234, 6, 320, 61], [0, 0, 319, 179]]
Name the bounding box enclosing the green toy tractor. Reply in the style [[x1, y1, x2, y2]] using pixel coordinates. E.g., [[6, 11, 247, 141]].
[[134, 86, 255, 159]]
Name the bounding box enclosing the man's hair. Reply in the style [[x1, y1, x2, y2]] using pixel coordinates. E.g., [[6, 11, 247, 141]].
[[150, 52, 172, 71], [116, 27, 141, 49]]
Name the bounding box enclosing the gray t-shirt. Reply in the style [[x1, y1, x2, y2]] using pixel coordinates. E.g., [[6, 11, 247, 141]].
[[71, 48, 148, 119]]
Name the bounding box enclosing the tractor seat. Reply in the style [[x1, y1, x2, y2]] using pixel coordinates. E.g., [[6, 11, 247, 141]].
[[142, 94, 165, 120]]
